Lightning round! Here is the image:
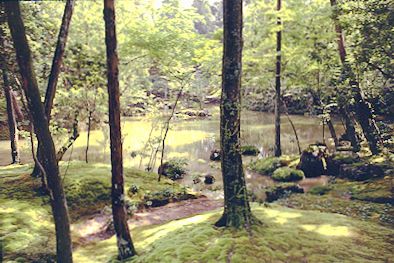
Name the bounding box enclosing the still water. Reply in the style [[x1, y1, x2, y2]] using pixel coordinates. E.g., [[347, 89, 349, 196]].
[[0, 109, 341, 197]]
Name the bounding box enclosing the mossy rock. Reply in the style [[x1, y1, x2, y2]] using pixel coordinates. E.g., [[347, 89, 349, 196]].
[[297, 144, 328, 177], [272, 167, 304, 182], [265, 183, 304, 202], [250, 157, 282, 175], [240, 145, 259, 156], [338, 163, 384, 181], [158, 158, 187, 180], [308, 185, 332, 195], [326, 153, 360, 176]]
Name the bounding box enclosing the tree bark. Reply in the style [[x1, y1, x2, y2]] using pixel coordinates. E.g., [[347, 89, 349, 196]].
[[104, 0, 136, 259], [274, 0, 282, 157], [215, 0, 255, 228], [0, 26, 20, 164], [33, 0, 75, 175], [5, 2, 73, 263], [326, 116, 339, 148], [85, 110, 92, 163], [330, 0, 381, 154]]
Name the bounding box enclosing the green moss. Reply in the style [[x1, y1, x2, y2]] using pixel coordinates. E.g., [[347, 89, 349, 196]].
[[158, 158, 188, 180], [308, 185, 332, 195], [278, 194, 393, 226], [0, 161, 196, 261], [240, 145, 259, 156], [250, 157, 282, 175], [74, 204, 394, 263], [272, 167, 304, 182]]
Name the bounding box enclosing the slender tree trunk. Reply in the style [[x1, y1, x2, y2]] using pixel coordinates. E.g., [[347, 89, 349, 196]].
[[0, 27, 20, 164], [215, 0, 255, 229], [33, 0, 75, 175], [330, 0, 381, 154], [326, 116, 339, 147], [274, 0, 282, 157], [85, 110, 92, 163], [5, 2, 73, 262], [104, 0, 136, 259], [340, 106, 360, 152]]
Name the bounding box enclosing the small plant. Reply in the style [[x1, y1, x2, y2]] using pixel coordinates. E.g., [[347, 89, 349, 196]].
[[241, 145, 259, 156], [308, 185, 332, 195], [158, 158, 188, 180], [272, 167, 304, 182]]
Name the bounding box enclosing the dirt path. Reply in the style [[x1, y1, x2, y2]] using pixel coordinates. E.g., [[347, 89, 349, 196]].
[[72, 197, 222, 246]]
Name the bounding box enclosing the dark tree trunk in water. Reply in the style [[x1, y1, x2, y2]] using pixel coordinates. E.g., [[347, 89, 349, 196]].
[[104, 0, 136, 259], [326, 116, 339, 147], [0, 26, 20, 164], [274, 0, 282, 157], [340, 107, 360, 152], [33, 0, 75, 176], [330, 0, 381, 154], [5, 2, 73, 262], [215, 0, 255, 228]]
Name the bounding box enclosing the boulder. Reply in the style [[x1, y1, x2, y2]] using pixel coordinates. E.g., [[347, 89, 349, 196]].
[[297, 144, 328, 177], [241, 145, 260, 156], [204, 174, 215, 184], [338, 163, 384, 181], [210, 149, 221, 161], [326, 153, 360, 176]]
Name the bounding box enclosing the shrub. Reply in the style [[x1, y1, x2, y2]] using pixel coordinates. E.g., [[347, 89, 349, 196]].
[[241, 145, 259, 156], [158, 158, 188, 180], [272, 167, 304, 182]]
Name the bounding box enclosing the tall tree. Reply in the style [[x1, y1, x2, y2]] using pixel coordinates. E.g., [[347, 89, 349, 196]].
[[215, 0, 255, 228], [274, 0, 282, 157], [0, 24, 20, 164], [5, 2, 73, 262], [104, 0, 136, 259], [32, 0, 75, 176], [330, 0, 381, 154]]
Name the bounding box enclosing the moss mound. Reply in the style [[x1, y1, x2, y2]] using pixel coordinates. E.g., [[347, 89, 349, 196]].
[[250, 157, 282, 175], [74, 204, 394, 263], [272, 167, 304, 182], [308, 185, 332, 195]]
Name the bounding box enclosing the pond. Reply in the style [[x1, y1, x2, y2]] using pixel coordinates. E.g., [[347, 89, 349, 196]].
[[0, 108, 342, 198]]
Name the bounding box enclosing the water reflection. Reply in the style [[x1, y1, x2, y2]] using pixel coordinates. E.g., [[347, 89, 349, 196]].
[[0, 109, 340, 197]]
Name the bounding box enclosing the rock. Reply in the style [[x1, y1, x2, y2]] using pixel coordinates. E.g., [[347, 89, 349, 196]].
[[338, 163, 384, 181], [210, 149, 221, 161], [326, 153, 360, 176], [297, 144, 328, 177], [265, 184, 304, 202], [204, 174, 215, 184]]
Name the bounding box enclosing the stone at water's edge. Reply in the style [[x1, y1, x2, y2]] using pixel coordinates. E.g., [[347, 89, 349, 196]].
[[297, 144, 328, 177], [209, 149, 221, 161], [338, 163, 384, 181], [204, 174, 215, 184]]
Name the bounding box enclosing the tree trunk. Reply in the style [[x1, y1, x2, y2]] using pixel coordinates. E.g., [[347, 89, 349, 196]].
[[274, 0, 282, 157], [5, 2, 73, 263], [330, 0, 381, 154], [326, 116, 339, 148], [0, 27, 20, 164], [215, 0, 255, 229], [85, 110, 92, 163], [33, 0, 75, 175], [340, 107, 360, 152], [104, 0, 136, 259]]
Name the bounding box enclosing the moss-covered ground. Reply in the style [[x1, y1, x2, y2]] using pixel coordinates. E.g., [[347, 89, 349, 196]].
[[1, 161, 393, 263], [73, 204, 394, 263], [0, 162, 195, 262]]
